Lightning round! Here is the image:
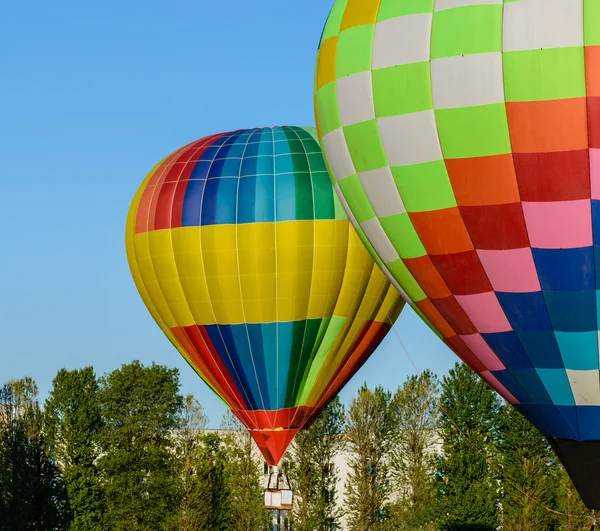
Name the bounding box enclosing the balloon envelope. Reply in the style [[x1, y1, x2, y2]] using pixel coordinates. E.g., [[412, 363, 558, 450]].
[[126, 126, 404, 465], [315, 0, 600, 508]]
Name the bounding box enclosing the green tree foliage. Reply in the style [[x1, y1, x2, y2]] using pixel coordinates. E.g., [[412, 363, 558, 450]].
[[97, 361, 183, 530], [45, 366, 105, 530], [497, 404, 556, 531], [194, 432, 231, 531], [436, 362, 501, 531], [387, 370, 440, 530], [221, 411, 270, 531], [286, 396, 345, 531], [345, 384, 398, 531], [0, 378, 64, 530], [552, 468, 593, 531]]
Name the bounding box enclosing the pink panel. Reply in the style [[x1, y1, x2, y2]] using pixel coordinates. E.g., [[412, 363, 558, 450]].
[[480, 371, 519, 405], [522, 200, 592, 249], [477, 248, 541, 293], [455, 292, 512, 334], [460, 333, 505, 371]]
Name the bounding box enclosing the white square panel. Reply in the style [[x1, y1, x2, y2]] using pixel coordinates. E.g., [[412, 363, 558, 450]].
[[333, 183, 359, 227], [432, 53, 505, 109], [337, 71, 376, 126], [566, 370, 600, 406], [372, 14, 433, 69], [360, 218, 400, 264], [322, 129, 355, 181], [435, 0, 502, 11], [358, 166, 406, 218], [377, 111, 443, 166], [504, 0, 583, 52]]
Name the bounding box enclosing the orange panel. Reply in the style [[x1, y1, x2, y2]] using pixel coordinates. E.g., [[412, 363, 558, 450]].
[[415, 299, 456, 339], [586, 46, 600, 97], [404, 255, 452, 299], [409, 207, 474, 255]]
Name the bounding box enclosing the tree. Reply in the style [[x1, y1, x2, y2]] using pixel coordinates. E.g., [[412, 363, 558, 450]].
[[222, 411, 270, 531], [344, 384, 398, 531], [179, 394, 209, 531], [497, 404, 556, 531], [45, 367, 105, 530], [285, 397, 345, 531], [387, 370, 440, 530], [0, 378, 64, 530], [97, 361, 183, 530], [552, 467, 593, 531], [194, 432, 231, 530], [436, 362, 501, 531]]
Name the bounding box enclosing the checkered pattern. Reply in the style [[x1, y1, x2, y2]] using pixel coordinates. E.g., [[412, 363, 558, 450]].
[[126, 126, 405, 464], [315, 0, 600, 441]]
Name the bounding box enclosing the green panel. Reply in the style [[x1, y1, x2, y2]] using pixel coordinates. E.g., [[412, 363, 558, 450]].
[[285, 319, 323, 407], [379, 212, 427, 259], [354, 225, 384, 267], [504, 47, 586, 102], [312, 171, 336, 220], [431, 5, 502, 59], [290, 152, 310, 173], [343, 119, 388, 172], [585, 0, 600, 45], [377, 0, 434, 19], [387, 259, 426, 301], [317, 83, 342, 136], [307, 152, 327, 172], [434, 103, 512, 159], [297, 316, 346, 404], [338, 174, 376, 223], [372, 62, 433, 117], [392, 160, 456, 213], [336, 25, 375, 78], [321, 0, 349, 42], [332, 185, 348, 220]]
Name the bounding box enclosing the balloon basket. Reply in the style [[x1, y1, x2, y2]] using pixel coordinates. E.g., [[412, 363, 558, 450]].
[[264, 467, 293, 511]]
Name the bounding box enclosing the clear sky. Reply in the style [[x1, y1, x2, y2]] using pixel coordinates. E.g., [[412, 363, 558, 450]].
[[0, 1, 456, 427]]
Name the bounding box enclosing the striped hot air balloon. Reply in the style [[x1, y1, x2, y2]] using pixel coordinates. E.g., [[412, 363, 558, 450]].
[[126, 126, 404, 465]]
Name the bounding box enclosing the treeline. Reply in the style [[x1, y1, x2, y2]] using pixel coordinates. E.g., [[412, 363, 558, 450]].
[[0, 360, 594, 531]]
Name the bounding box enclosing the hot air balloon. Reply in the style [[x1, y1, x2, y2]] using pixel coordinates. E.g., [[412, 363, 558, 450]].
[[125, 126, 404, 466], [315, 0, 600, 509]]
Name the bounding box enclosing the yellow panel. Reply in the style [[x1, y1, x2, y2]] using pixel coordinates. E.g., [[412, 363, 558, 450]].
[[316, 36, 338, 90], [340, 0, 380, 31], [148, 230, 195, 327]]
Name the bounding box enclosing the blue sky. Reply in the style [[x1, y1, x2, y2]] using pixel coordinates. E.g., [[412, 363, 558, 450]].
[[0, 1, 456, 426]]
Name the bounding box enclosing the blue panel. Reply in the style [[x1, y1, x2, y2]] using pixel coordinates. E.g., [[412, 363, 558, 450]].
[[496, 292, 552, 331], [533, 247, 595, 291], [491, 370, 532, 405], [274, 128, 290, 143], [276, 322, 295, 410], [244, 142, 260, 158], [189, 160, 211, 180], [516, 404, 579, 439], [555, 331, 599, 370], [596, 291, 600, 329], [246, 324, 274, 410], [214, 178, 238, 225], [219, 157, 242, 177], [237, 176, 257, 224], [225, 143, 247, 159], [258, 137, 274, 156], [553, 405, 580, 439], [595, 247, 600, 286], [514, 404, 553, 436], [204, 324, 259, 410], [229, 324, 270, 410], [254, 175, 275, 223], [256, 155, 275, 176], [275, 173, 297, 222], [510, 368, 553, 404], [260, 323, 278, 410], [275, 155, 295, 174], [516, 331, 564, 369], [208, 157, 227, 178], [593, 200, 600, 246], [181, 179, 205, 227], [241, 155, 258, 177], [537, 368, 576, 406], [199, 145, 222, 161], [481, 332, 531, 368], [544, 290, 597, 332], [576, 406, 600, 440], [200, 179, 219, 226]]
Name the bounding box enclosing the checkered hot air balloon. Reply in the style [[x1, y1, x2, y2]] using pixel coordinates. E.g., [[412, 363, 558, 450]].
[[125, 126, 404, 465], [315, 0, 600, 509]]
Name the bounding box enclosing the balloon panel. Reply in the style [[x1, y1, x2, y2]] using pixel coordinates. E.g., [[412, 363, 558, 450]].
[[315, 0, 600, 468], [126, 126, 404, 464]]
